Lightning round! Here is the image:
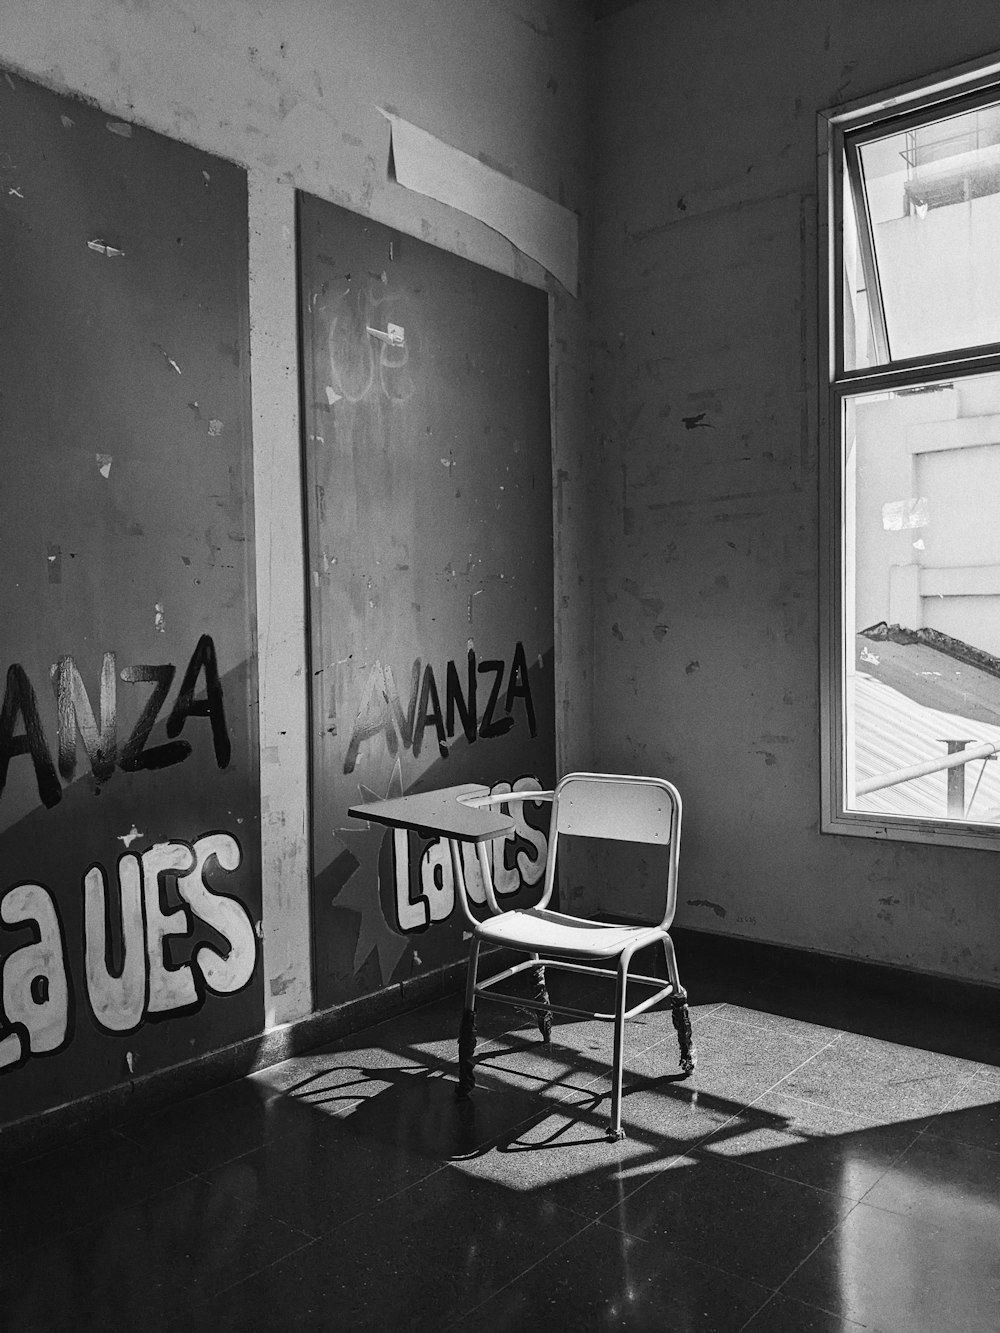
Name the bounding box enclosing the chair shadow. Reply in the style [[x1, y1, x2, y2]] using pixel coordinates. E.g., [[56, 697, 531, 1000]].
[[270, 1032, 796, 1170]]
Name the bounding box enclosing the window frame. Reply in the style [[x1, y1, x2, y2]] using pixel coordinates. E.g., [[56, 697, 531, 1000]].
[[819, 52, 1000, 851]]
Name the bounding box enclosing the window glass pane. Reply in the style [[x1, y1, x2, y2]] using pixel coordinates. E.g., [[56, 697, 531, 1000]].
[[852, 100, 1000, 363], [844, 369, 1000, 823]]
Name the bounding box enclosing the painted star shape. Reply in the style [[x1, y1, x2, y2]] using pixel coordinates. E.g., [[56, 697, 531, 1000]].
[[331, 757, 411, 984]]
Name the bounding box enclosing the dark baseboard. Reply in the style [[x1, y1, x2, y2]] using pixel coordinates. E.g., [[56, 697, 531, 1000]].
[[589, 915, 999, 1018], [670, 924, 1000, 1018]]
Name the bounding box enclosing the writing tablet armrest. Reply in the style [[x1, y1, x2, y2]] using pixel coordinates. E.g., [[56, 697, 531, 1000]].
[[347, 784, 515, 843]]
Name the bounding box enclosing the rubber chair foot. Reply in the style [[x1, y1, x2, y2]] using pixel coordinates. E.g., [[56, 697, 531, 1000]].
[[533, 965, 553, 1044], [607, 1126, 626, 1143], [456, 1006, 478, 1101], [670, 994, 696, 1078]]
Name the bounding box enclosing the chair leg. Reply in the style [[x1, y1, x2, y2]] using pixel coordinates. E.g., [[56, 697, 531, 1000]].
[[531, 957, 553, 1043], [608, 953, 630, 1142], [661, 937, 696, 1076], [456, 940, 480, 1101]]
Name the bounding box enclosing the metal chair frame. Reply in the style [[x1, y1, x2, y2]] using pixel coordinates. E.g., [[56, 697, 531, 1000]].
[[448, 771, 696, 1141]]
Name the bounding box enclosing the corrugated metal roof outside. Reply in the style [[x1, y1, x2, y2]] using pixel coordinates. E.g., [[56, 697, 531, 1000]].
[[849, 672, 1000, 820]]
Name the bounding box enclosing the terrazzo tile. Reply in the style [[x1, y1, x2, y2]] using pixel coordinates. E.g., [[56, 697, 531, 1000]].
[[0, 1173, 314, 1328], [448, 1104, 696, 1219], [116, 1075, 322, 1170], [694, 1087, 925, 1199], [2, 952, 994, 1331], [447, 1217, 770, 1333], [619, 1008, 840, 1123], [740, 1292, 868, 1331], [198, 1168, 587, 1332], [782, 1198, 1000, 1333], [601, 1151, 854, 1289], [923, 1065, 1000, 1153], [861, 1132, 1000, 1220], [773, 1030, 982, 1121], [0, 1130, 195, 1262]]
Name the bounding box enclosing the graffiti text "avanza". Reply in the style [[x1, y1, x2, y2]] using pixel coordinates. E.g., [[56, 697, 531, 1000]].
[[0, 634, 231, 809], [345, 641, 537, 774]]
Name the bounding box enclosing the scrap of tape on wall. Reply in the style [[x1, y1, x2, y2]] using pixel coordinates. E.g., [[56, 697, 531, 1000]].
[[378, 107, 578, 296]]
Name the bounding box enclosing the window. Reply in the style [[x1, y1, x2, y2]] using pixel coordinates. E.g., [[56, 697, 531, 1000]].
[[822, 59, 1000, 848]]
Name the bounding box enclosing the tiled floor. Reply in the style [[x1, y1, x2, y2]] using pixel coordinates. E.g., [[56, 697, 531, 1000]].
[[1, 944, 999, 1331]]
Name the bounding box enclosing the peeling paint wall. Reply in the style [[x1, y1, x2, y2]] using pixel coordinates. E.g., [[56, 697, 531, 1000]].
[[298, 196, 556, 1006], [1, 1, 592, 1038], [585, 1, 1000, 986], [0, 73, 262, 1127]]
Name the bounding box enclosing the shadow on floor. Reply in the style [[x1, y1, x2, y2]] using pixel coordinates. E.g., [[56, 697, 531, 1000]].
[[0, 955, 997, 1332]]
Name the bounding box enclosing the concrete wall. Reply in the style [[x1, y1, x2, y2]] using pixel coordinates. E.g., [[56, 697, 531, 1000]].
[[0, 75, 264, 1126], [585, 0, 1000, 986], [6, 0, 997, 1100], [1, 0, 593, 1037]]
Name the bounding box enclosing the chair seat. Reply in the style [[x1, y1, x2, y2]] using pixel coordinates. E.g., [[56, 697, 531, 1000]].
[[473, 907, 665, 958]]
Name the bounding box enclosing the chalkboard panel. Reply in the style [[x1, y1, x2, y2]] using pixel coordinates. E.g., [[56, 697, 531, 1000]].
[[0, 73, 260, 1125], [298, 193, 555, 1008]]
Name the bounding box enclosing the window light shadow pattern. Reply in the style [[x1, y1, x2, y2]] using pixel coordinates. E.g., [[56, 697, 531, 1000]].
[[0, 959, 997, 1332], [237, 983, 998, 1331]]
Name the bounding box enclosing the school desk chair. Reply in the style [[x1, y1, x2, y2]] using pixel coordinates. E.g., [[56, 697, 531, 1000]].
[[450, 771, 696, 1142]]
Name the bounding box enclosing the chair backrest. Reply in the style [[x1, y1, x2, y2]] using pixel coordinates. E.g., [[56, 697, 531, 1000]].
[[554, 772, 678, 843], [541, 772, 682, 929]]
